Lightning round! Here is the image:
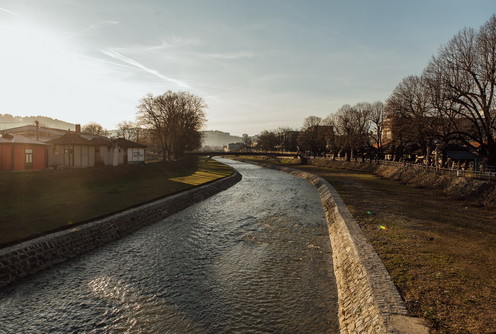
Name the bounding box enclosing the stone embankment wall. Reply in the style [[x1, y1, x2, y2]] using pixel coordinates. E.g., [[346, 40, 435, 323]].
[[0, 171, 242, 289], [257, 162, 428, 334], [309, 157, 496, 206]]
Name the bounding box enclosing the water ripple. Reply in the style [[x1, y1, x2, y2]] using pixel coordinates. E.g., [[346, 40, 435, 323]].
[[0, 159, 338, 333]]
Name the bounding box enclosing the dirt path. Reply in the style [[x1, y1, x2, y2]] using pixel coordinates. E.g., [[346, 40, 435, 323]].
[[295, 165, 496, 334]]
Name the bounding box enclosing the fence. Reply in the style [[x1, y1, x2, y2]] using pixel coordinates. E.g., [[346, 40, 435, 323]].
[[375, 159, 496, 181]]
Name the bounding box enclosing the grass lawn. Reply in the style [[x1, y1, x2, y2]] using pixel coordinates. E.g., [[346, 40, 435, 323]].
[[0, 157, 232, 247], [293, 165, 496, 334]]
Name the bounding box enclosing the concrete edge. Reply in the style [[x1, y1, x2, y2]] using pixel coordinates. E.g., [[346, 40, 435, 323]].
[[0, 170, 242, 289], [251, 162, 429, 334]]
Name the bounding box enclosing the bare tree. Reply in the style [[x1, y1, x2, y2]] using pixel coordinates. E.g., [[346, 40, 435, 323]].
[[322, 115, 338, 158], [422, 67, 468, 165], [276, 127, 299, 152], [386, 75, 439, 162], [352, 102, 373, 161], [369, 101, 385, 159], [82, 122, 109, 136], [425, 15, 496, 166], [302, 116, 322, 128], [136, 91, 206, 160], [330, 104, 372, 161], [332, 104, 354, 160], [256, 130, 278, 151], [297, 116, 332, 156], [116, 121, 142, 141]]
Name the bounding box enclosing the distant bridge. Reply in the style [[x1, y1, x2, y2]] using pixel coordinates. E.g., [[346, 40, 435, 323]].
[[187, 151, 307, 162]]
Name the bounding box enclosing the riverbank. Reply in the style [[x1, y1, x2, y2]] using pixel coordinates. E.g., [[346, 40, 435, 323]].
[[297, 164, 496, 333], [232, 156, 496, 333], [309, 158, 496, 207], [0, 167, 241, 289], [0, 156, 233, 247]]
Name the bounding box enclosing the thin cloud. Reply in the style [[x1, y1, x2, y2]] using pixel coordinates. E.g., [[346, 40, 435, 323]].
[[148, 37, 201, 51], [84, 20, 120, 32], [75, 53, 137, 71], [0, 7, 20, 16], [203, 51, 255, 60], [100, 49, 190, 88]]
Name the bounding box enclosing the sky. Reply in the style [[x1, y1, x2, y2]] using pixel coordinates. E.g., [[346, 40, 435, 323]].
[[0, 1, 494, 136]]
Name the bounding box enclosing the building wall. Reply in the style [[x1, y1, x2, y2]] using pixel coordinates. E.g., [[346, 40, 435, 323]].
[[32, 145, 47, 170], [0, 144, 46, 170], [0, 144, 10, 170], [48, 145, 95, 168], [109, 147, 122, 166], [48, 145, 63, 168], [95, 146, 111, 166], [117, 148, 125, 165], [73, 146, 95, 167], [127, 148, 145, 164]]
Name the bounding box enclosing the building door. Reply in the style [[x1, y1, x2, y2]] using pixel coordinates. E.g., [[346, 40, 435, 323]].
[[25, 148, 33, 169], [63, 146, 74, 167]]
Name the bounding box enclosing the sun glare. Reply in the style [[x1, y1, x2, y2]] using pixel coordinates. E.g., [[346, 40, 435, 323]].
[[0, 18, 141, 126], [0, 22, 71, 84], [0, 21, 88, 112]]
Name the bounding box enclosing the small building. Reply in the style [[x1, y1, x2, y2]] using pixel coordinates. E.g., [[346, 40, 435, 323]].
[[46, 132, 97, 168], [2, 124, 147, 167], [0, 133, 48, 171], [113, 138, 146, 165], [227, 142, 244, 152]]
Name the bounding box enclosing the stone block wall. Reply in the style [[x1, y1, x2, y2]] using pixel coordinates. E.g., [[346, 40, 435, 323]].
[[0, 171, 242, 289], [257, 163, 428, 334]]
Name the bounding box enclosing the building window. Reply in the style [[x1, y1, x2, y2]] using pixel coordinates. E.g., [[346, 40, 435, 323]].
[[25, 148, 33, 169]]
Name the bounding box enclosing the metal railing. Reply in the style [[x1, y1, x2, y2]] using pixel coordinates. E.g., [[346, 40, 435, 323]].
[[375, 159, 496, 181], [324, 157, 496, 181]]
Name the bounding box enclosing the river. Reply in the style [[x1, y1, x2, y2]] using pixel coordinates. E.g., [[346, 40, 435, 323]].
[[0, 159, 339, 333]]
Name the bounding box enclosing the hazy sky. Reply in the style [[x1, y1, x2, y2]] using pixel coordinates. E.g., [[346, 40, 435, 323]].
[[0, 1, 494, 135]]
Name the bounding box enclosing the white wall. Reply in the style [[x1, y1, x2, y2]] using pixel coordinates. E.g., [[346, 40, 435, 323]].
[[127, 148, 145, 164]]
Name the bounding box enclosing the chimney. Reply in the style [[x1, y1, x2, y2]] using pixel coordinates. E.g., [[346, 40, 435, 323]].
[[35, 120, 39, 141], [75, 124, 81, 133]]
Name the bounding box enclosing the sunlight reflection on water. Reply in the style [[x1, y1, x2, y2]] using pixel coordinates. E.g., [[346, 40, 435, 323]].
[[0, 159, 338, 333]]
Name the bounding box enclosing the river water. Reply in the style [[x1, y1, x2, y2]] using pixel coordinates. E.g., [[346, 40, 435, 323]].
[[0, 159, 338, 333]]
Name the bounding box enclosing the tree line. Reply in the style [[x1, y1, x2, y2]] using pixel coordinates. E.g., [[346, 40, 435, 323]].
[[249, 101, 384, 162], [252, 15, 496, 167]]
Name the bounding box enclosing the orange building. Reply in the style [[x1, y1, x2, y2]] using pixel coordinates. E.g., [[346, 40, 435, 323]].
[[0, 134, 48, 171]]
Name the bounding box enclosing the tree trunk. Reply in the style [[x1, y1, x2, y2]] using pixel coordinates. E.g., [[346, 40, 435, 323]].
[[425, 146, 431, 166], [485, 139, 496, 167]]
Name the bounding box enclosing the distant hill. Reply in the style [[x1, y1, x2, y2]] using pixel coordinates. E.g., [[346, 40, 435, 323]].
[[202, 130, 243, 148], [0, 114, 75, 131]]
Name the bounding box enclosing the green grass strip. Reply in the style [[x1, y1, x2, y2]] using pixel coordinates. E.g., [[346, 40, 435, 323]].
[[0, 157, 232, 246]]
